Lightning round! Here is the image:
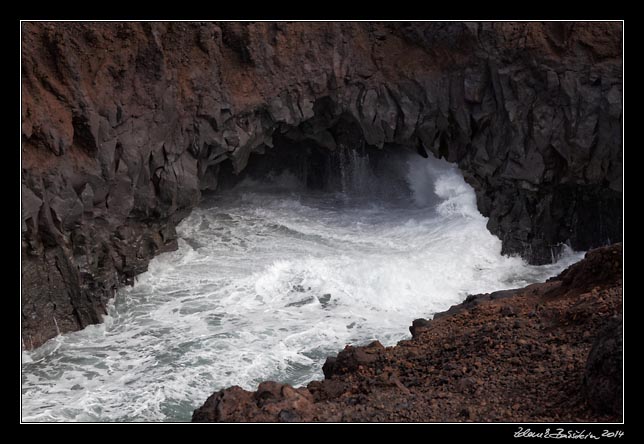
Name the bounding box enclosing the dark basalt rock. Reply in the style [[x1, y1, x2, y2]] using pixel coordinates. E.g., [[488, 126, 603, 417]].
[[584, 315, 623, 416], [22, 22, 622, 347]]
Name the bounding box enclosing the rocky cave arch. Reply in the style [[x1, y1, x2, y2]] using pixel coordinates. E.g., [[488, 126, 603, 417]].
[[21, 22, 622, 348]]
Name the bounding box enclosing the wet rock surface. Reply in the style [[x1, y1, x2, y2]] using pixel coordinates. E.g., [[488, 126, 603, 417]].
[[193, 244, 623, 422], [22, 22, 622, 347]]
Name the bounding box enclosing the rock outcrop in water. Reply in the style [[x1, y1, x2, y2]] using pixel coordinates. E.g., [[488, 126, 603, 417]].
[[21, 22, 622, 348], [192, 243, 623, 422]]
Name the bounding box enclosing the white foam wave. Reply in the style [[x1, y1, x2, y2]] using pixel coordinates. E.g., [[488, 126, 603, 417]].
[[21, 154, 584, 422]]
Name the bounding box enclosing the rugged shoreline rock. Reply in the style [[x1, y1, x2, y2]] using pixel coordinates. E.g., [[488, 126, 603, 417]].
[[192, 243, 623, 422], [22, 22, 622, 348]]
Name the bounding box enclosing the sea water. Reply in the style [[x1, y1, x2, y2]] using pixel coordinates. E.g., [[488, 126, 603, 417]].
[[21, 153, 583, 421]]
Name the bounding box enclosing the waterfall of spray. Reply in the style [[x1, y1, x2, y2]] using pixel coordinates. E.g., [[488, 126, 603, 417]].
[[338, 144, 349, 195], [351, 145, 371, 194], [335, 144, 372, 196]]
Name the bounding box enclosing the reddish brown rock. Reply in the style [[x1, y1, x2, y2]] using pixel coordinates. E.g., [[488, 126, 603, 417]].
[[192, 382, 317, 422]]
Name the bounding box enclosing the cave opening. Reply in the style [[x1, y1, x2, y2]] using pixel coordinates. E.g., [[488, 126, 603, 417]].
[[214, 111, 420, 203]]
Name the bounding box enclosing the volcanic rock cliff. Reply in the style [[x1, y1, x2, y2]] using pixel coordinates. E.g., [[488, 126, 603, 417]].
[[21, 22, 622, 348]]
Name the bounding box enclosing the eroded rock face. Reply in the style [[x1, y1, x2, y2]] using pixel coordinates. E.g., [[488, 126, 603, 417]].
[[21, 22, 622, 347]]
